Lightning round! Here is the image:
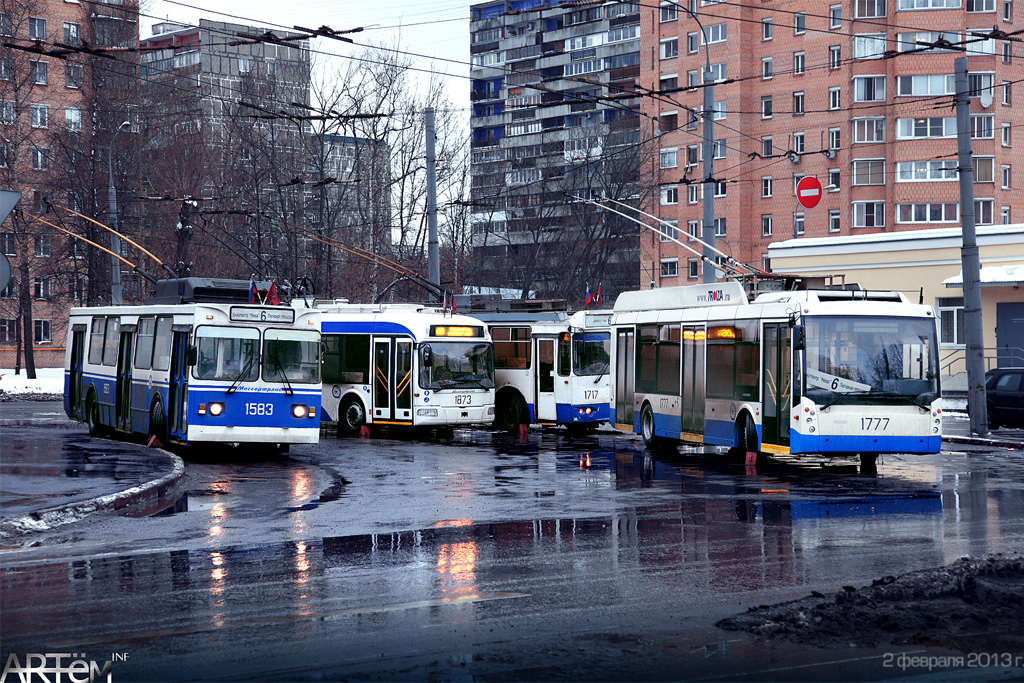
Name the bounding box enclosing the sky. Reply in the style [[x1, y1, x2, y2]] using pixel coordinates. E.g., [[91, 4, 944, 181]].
[[140, 0, 476, 110]]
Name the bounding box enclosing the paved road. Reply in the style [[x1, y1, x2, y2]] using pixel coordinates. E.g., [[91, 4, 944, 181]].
[[2, 420, 1023, 681]]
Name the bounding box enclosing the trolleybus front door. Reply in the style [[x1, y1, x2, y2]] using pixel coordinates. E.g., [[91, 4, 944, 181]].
[[394, 340, 412, 422], [536, 337, 556, 421], [681, 325, 705, 436], [762, 323, 791, 447], [373, 338, 412, 423], [615, 328, 634, 429], [168, 330, 189, 441], [115, 328, 134, 432], [68, 326, 86, 420], [373, 339, 392, 421]]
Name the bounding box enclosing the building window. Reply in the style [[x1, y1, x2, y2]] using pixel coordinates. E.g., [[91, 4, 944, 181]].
[[897, 0, 959, 7], [659, 220, 679, 241], [792, 172, 805, 195], [762, 57, 773, 78], [1002, 164, 1012, 189], [793, 91, 805, 115], [660, 259, 679, 277], [793, 132, 805, 154], [762, 176, 773, 197], [853, 201, 885, 228], [660, 148, 678, 169], [762, 215, 773, 236], [830, 4, 843, 26], [897, 116, 956, 139], [713, 139, 726, 159], [761, 96, 773, 118], [1, 100, 12, 125], [0, 319, 15, 342], [967, 0, 995, 11], [1002, 122, 1011, 146], [70, 277, 85, 301], [793, 51, 805, 74], [829, 87, 841, 109], [829, 128, 841, 149], [762, 17, 773, 40], [29, 61, 48, 85], [661, 186, 678, 205], [794, 211, 805, 235], [829, 209, 841, 232], [973, 156, 995, 182], [34, 234, 50, 257], [688, 259, 699, 278], [63, 22, 80, 45], [1002, 80, 1012, 105], [661, 38, 679, 60], [239, 58, 250, 74], [65, 64, 82, 89], [660, 2, 678, 22], [967, 72, 994, 98], [712, 101, 726, 120], [829, 168, 841, 189], [714, 217, 726, 236], [897, 202, 959, 223], [1001, 206, 1011, 224], [32, 148, 49, 172], [975, 198, 994, 224], [33, 276, 51, 300], [1, 232, 14, 256], [794, 12, 806, 33], [687, 31, 700, 53], [34, 320, 51, 344], [1005, 0, 1014, 19], [688, 185, 699, 203], [854, 117, 886, 142], [895, 159, 957, 181], [29, 17, 47, 40], [707, 62, 726, 83], [65, 107, 82, 132], [857, 0, 888, 16], [937, 297, 964, 345], [897, 74, 955, 96], [830, 45, 841, 70], [854, 34, 887, 60], [762, 136, 772, 157], [30, 104, 48, 128], [688, 220, 699, 240], [0, 14, 11, 37], [1003, 41, 1012, 63], [854, 76, 885, 102]]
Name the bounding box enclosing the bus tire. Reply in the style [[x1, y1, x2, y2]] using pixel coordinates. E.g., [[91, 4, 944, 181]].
[[86, 393, 105, 438], [860, 453, 878, 473], [641, 404, 660, 449], [338, 397, 366, 437], [738, 413, 758, 454], [149, 399, 168, 446], [496, 393, 525, 431]]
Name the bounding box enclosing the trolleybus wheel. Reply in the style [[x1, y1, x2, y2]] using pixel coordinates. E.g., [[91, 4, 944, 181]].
[[496, 394, 525, 432], [149, 399, 168, 445], [85, 394, 103, 437], [641, 404, 659, 448], [738, 413, 758, 454], [860, 453, 878, 474], [338, 397, 366, 437]]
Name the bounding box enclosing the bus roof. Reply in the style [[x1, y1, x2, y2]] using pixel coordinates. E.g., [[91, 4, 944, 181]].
[[613, 282, 748, 312]]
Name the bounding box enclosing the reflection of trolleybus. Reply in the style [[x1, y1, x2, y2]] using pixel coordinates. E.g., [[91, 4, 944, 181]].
[[611, 282, 941, 466], [461, 298, 612, 431], [64, 278, 322, 447], [314, 301, 496, 435]]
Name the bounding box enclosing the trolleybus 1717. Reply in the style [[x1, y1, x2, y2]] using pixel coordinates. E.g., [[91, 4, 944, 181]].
[[314, 301, 496, 435], [463, 302, 612, 431], [64, 278, 322, 448], [610, 282, 941, 467]]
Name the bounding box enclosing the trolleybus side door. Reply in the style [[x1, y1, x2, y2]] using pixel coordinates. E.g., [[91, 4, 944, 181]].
[[373, 338, 392, 421], [372, 337, 413, 423], [395, 339, 412, 421], [761, 322, 791, 447], [115, 326, 135, 433], [536, 337, 557, 421], [614, 327, 635, 429], [169, 329, 190, 441], [68, 325, 86, 420]]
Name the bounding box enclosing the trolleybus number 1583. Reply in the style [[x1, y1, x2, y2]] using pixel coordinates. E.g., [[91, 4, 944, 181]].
[[246, 402, 274, 416]]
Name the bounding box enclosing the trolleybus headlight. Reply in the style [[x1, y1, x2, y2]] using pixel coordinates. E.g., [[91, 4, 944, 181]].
[[292, 404, 308, 419], [417, 408, 438, 417], [208, 402, 224, 417]]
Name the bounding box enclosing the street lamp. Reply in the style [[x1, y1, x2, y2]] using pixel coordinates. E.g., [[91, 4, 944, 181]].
[[108, 120, 130, 304]]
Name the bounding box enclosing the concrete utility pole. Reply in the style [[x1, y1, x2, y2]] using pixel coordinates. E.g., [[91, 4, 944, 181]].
[[108, 121, 130, 305], [425, 107, 440, 301], [954, 57, 988, 437]]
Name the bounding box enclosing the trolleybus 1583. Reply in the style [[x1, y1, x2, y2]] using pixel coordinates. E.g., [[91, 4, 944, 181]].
[[314, 301, 496, 435], [64, 278, 322, 448], [611, 282, 941, 466]]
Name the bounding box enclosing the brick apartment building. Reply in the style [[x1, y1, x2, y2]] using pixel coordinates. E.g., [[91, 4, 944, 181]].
[[642, 0, 1022, 286], [1, 0, 140, 369]]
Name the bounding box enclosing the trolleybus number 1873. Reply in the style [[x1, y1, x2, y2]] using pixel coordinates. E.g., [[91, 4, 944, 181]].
[[862, 417, 890, 431], [455, 394, 473, 406]]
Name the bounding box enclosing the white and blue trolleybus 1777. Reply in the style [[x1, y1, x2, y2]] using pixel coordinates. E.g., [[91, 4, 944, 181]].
[[314, 301, 496, 435], [610, 282, 941, 467], [64, 278, 322, 448]]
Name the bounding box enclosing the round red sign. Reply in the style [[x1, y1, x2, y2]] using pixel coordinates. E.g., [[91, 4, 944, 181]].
[[796, 176, 823, 209]]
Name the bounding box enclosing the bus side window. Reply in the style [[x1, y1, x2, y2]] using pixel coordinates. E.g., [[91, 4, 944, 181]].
[[152, 317, 172, 371], [322, 334, 343, 383], [88, 317, 106, 365], [134, 317, 155, 370], [102, 317, 120, 366], [492, 326, 531, 369], [558, 333, 570, 377], [323, 333, 371, 384]]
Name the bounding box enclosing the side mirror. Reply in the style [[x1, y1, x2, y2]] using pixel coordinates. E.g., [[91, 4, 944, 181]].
[[792, 325, 805, 351], [420, 343, 433, 366], [186, 345, 198, 366]]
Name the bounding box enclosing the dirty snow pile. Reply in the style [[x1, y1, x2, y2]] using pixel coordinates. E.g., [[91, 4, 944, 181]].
[[717, 553, 1024, 654], [0, 367, 64, 400]]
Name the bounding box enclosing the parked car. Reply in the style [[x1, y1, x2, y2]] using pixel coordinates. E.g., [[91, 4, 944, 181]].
[[985, 368, 1024, 429]]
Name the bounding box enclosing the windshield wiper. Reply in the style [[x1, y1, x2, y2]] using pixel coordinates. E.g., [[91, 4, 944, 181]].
[[226, 355, 257, 395], [820, 390, 871, 409], [270, 351, 294, 396]]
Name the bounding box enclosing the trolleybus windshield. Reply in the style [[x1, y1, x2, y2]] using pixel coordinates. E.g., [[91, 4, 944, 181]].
[[263, 329, 321, 384], [419, 342, 495, 390], [803, 316, 939, 406], [572, 331, 611, 376], [194, 326, 260, 381]]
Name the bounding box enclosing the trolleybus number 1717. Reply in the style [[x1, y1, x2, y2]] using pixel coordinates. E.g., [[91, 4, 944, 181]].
[[862, 417, 890, 431], [455, 394, 473, 406], [246, 402, 274, 416]]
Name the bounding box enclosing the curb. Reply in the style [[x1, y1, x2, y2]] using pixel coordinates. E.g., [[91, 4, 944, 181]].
[[943, 435, 1024, 449], [0, 450, 186, 538]]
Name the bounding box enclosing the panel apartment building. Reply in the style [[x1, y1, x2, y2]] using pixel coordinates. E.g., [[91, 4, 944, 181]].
[[642, 0, 1022, 286], [469, 0, 645, 303], [1, 0, 140, 368]]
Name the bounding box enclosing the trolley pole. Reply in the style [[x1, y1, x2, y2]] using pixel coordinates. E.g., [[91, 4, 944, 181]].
[[954, 57, 988, 437], [425, 107, 440, 302]]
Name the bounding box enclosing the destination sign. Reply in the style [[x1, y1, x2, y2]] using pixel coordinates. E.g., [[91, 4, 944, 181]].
[[230, 307, 295, 324]]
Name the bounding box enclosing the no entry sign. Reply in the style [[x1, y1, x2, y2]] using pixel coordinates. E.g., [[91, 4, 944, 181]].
[[796, 176, 823, 209]]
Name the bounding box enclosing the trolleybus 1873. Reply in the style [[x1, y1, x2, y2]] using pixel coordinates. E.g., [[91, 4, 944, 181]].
[[314, 301, 496, 435], [64, 278, 322, 448], [464, 303, 612, 431], [610, 282, 941, 466]]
